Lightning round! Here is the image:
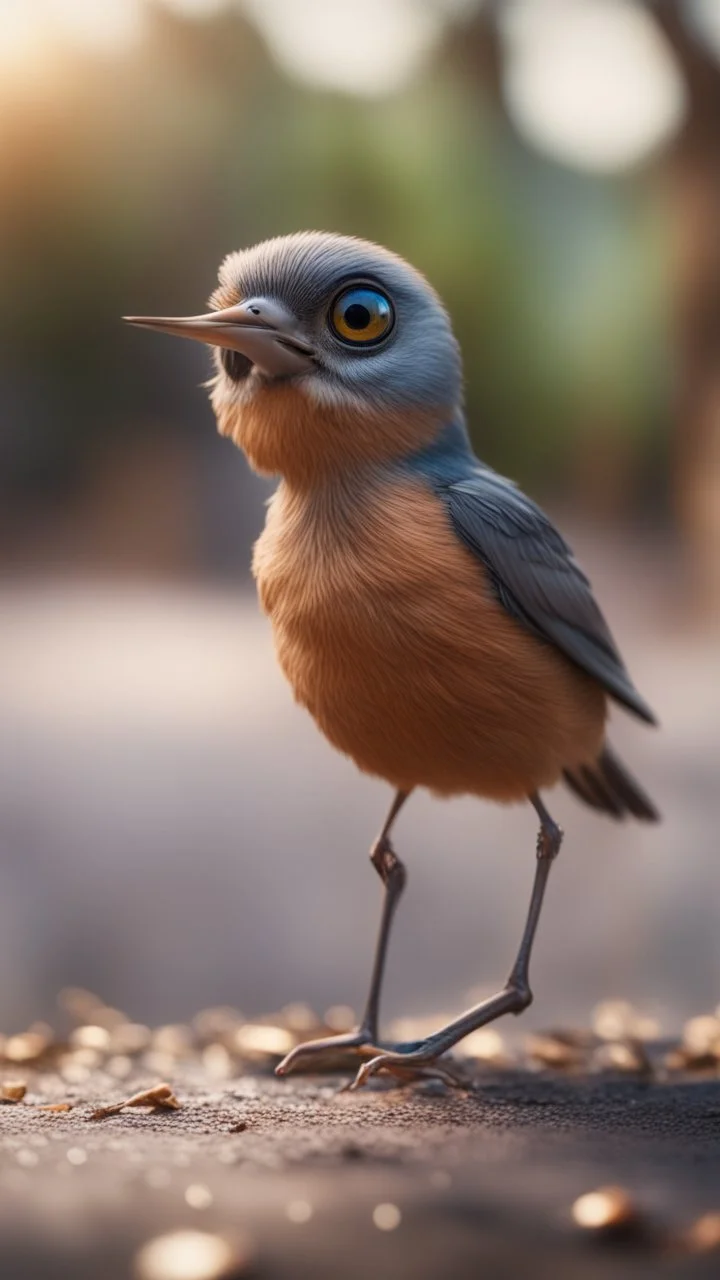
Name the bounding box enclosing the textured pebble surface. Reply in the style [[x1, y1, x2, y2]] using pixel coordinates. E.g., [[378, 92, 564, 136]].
[[3, 1063, 720, 1279]]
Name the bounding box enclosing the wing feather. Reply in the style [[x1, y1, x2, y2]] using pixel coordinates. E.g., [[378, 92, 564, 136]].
[[443, 470, 656, 725]]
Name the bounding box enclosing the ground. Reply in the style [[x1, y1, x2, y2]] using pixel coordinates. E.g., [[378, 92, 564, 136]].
[[2, 575, 719, 1278], [3, 1058, 720, 1279]]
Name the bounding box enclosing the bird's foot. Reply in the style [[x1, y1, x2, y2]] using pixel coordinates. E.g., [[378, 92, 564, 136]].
[[276, 1030, 468, 1091], [347, 1048, 469, 1093], [275, 1029, 386, 1078]]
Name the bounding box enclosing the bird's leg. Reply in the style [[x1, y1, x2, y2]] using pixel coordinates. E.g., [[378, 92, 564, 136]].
[[275, 790, 410, 1076], [348, 795, 563, 1090]]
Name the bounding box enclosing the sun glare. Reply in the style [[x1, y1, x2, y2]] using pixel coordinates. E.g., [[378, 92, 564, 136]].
[[0, 0, 142, 74], [0, 2, 38, 69], [0, 0, 473, 96]]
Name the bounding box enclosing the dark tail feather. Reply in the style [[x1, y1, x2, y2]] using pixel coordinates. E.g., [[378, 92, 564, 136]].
[[599, 746, 660, 822], [564, 746, 660, 823], [563, 766, 612, 815]]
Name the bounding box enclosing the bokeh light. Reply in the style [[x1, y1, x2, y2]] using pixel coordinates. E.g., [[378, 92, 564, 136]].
[[500, 0, 687, 173], [239, 0, 449, 97]]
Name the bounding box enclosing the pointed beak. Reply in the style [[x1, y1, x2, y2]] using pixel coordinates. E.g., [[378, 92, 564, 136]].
[[123, 297, 316, 378]]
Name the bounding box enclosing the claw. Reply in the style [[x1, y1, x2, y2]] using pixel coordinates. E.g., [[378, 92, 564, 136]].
[[275, 1030, 383, 1078], [348, 1052, 468, 1092]]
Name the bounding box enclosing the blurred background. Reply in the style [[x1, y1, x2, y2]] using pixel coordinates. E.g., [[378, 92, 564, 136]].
[[0, 0, 719, 1040]]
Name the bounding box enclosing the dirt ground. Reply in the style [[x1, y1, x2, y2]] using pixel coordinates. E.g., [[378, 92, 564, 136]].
[[3, 1059, 720, 1280]]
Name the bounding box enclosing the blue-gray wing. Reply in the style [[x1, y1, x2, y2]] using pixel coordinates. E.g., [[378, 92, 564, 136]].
[[443, 470, 656, 724]]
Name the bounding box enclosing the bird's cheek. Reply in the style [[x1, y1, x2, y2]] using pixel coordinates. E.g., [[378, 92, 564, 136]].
[[298, 368, 366, 416], [209, 376, 255, 445]]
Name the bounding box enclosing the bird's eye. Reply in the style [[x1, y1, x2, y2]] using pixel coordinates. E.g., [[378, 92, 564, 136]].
[[329, 286, 394, 347]]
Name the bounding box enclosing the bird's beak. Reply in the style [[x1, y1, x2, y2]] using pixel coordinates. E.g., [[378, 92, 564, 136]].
[[123, 297, 316, 378]]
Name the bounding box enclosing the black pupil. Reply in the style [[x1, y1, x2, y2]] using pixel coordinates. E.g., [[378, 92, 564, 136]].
[[344, 302, 371, 330]]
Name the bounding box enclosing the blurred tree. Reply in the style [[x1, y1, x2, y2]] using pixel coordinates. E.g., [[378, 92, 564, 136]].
[[0, 0, 715, 595], [655, 0, 720, 618]]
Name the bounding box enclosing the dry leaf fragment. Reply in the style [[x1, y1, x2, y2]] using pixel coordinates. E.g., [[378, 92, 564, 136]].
[[593, 1038, 653, 1077], [665, 1047, 719, 1073], [38, 1102, 73, 1113], [91, 1082, 181, 1120], [1, 1081, 27, 1102], [526, 1033, 587, 1069]]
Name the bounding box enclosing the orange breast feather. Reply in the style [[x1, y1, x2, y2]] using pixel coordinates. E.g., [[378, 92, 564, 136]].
[[253, 476, 606, 800]]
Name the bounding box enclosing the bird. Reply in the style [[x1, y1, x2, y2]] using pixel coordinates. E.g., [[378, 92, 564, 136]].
[[125, 231, 659, 1090]]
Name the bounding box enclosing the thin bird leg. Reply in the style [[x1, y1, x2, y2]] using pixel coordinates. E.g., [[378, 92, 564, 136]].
[[348, 795, 563, 1091], [275, 790, 411, 1076]]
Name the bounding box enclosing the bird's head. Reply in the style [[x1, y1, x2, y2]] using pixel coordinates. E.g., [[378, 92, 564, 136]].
[[126, 232, 462, 485]]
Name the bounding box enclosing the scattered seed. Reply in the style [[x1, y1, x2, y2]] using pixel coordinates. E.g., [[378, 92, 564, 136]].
[[70, 1025, 111, 1052], [682, 1015, 720, 1057], [526, 1033, 586, 1069], [37, 1102, 73, 1113], [61, 1061, 91, 1085], [592, 1000, 658, 1043], [665, 1047, 718, 1072], [323, 1005, 356, 1033], [143, 1052, 177, 1077], [593, 1039, 653, 1076], [233, 1024, 294, 1060], [1, 1081, 27, 1102], [106, 1054, 134, 1079], [153, 1026, 194, 1058], [67, 1048, 104, 1072], [202, 1044, 233, 1080], [281, 1003, 318, 1034], [373, 1203, 402, 1231], [192, 1008, 244, 1043], [4, 1031, 50, 1064], [572, 1186, 642, 1238], [110, 1024, 152, 1055], [461, 1028, 507, 1063]]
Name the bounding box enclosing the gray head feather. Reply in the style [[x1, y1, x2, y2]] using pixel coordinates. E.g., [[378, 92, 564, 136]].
[[215, 231, 463, 415]]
